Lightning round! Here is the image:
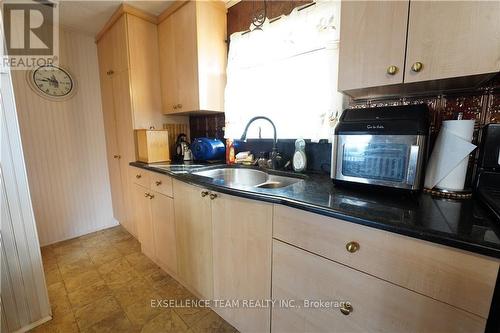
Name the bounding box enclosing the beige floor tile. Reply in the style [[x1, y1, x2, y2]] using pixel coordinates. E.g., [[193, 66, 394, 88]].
[[141, 310, 189, 333], [98, 258, 140, 289], [63, 269, 103, 293], [143, 268, 173, 290], [67, 280, 112, 309], [31, 313, 79, 333], [44, 268, 63, 286], [56, 248, 90, 266], [74, 295, 122, 330], [123, 297, 164, 326], [87, 246, 122, 266], [81, 311, 140, 333], [47, 281, 67, 302], [156, 278, 193, 302], [174, 304, 211, 328], [52, 239, 83, 256], [125, 252, 158, 274], [42, 256, 58, 273], [49, 292, 74, 319], [59, 257, 96, 277], [112, 278, 158, 308], [190, 311, 238, 333], [114, 238, 141, 256]]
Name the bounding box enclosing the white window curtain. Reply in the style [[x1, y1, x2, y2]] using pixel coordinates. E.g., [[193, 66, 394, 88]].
[[224, 1, 343, 141]]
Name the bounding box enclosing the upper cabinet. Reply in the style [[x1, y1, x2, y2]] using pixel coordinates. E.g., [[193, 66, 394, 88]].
[[404, 1, 500, 83], [338, 1, 500, 96], [97, 10, 164, 130], [158, 1, 227, 114], [338, 1, 409, 91]]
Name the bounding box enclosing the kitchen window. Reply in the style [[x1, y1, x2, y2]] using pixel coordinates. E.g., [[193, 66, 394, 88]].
[[224, 1, 343, 141]]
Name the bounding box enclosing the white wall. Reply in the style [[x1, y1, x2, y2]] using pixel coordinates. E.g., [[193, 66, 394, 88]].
[[11, 28, 116, 246]]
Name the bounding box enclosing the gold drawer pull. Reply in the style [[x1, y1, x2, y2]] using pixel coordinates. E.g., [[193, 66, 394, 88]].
[[411, 62, 423, 73], [340, 303, 353, 315], [346, 241, 360, 253], [209, 193, 218, 200], [386, 65, 398, 75], [144, 192, 149, 198], [155, 180, 162, 186], [177, 104, 183, 109], [136, 174, 142, 179], [113, 154, 121, 159], [201, 191, 209, 197], [148, 193, 154, 199]]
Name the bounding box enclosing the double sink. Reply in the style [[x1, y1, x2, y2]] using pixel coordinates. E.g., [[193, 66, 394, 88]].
[[192, 167, 304, 189]]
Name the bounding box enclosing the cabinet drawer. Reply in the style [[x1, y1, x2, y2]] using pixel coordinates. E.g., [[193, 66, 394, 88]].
[[272, 240, 486, 333], [150, 173, 173, 197], [129, 166, 151, 188], [273, 205, 499, 318]]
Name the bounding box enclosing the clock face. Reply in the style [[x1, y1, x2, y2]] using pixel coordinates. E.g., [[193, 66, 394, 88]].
[[32, 65, 74, 98]]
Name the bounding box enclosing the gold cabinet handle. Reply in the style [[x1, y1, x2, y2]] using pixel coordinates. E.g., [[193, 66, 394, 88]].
[[346, 241, 360, 253], [144, 192, 149, 198], [386, 65, 398, 75], [155, 180, 162, 186], [136, 174, 142, 179], [411, 62, 423, 73], [148, 193, 154, 199], [340, 303, 353, 315], [201, 191, 209, 197], [113, 154, 121, 159], [107, 70, 114, 75], [209, 193, 218, 200], [177, 104, 183, 109]]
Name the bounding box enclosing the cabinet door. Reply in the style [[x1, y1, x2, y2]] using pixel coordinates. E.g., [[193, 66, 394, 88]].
[[212, 193, 272, 333], [158, 15, 178, 114], [272, 240, 486, 333], [338, 1, 409, 91], [173, 180, 213, 299], [132, 184, 155, 259], [151, 192, 177, 275], [405, 1, 500, 83], [172, 2, 200, 112], [97, 72, 125, 225], [112, 70, 137, 236], [127, 14, 164, 129], [108, 15, 129, 74]]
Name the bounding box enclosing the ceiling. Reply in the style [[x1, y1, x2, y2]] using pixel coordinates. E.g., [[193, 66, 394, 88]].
[[58, 1, 175, 36]]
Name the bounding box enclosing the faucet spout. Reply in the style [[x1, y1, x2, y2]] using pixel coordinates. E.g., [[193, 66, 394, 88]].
[[240, 116, 279, 169]]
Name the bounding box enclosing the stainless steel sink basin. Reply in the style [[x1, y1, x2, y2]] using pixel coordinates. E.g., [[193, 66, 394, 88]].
[[193, 168, 269, 187], [192, 167, 303, 189]]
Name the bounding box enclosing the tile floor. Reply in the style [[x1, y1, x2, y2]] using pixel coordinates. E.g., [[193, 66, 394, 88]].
[[35, 225, 238, 333]]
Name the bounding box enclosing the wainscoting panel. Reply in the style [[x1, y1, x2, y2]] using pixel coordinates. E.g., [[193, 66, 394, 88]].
[[11, 28, 116, 246]]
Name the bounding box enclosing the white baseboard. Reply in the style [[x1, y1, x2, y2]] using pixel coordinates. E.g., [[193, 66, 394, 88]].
[[13, 315, 52, 333]]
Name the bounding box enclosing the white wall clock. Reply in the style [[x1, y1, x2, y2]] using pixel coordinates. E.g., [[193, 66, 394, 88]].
[[27, 65, 76, 101]]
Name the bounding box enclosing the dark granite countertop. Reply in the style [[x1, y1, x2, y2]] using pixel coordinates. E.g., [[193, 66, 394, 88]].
[[130, 161, 500, 259]]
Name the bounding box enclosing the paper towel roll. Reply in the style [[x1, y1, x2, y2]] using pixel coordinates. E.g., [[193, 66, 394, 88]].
[[424, 120, 476, 191]]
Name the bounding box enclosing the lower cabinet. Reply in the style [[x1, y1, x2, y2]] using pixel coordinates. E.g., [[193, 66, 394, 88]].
[[132, 183, 155, 259], [212, 193, 273, 333], [173, 180, 214, 299], [151, 191, 177, 275], [271, 239, 487, 333], [131, 172, 176, 274]]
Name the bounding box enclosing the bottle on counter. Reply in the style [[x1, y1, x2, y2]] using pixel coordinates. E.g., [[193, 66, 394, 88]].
[[226, 139, 235, 165]]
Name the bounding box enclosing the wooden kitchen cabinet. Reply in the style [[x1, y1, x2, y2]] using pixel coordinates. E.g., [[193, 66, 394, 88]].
[[338, 1, 500, 95], [338, 1, 409, 91], [272, 240, 486, 333], [151, 192, 177, 275], [132, 183, 155, 259], [211, 193, 273, 333], [172, 180, 213, 299], [404, 1, 500, 83], [97, 6, 165, 236], [158, 1, 227, 114]]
